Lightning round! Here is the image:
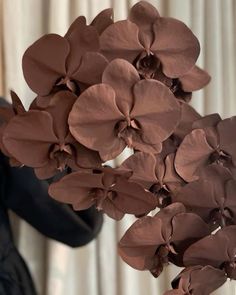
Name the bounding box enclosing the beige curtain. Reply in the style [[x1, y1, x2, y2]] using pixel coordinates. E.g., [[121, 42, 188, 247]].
[[1, 0, 236, 294]]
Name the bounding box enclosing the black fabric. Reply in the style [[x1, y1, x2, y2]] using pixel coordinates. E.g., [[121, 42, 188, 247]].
[[0, 153, 103, 295], [4, 159, 103, 247]]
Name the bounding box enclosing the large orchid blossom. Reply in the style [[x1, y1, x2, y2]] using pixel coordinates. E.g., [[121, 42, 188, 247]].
[[120, 152, 184, 208], [173, 164, 236, 228], [2, 91, 101, 179], [118, 203, 210, 277], [23, 16, 108, 106], [101, 1, 199, 78], [69, 58, 180, 161], [184, 226, 236, 280], [49, 166, 157, 220], [164, 266, 226, 295], [175, 114, 236, 182]]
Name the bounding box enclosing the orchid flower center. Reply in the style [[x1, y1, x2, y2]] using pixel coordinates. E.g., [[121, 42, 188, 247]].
[[210, 207, 233, 227], [170, 79, 181, 93], [49, 143, 73, 172], [210, 150, 232, 166], [90, 188, 117, 210], [140, 54, 157, 69], [150, 183, 171, 208], [56, 76, 77, 93], [116, 118, 141, 148], [150, 245, 169, 278], [135, 53, 160, 79]]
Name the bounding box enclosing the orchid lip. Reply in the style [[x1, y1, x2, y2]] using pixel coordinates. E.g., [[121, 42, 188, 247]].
[[91, 187, 117, 209], [56, 76, 77, 93], [210, 208, 234, 227], [210, 149, 232, 166], [150, 183, 171, 208]]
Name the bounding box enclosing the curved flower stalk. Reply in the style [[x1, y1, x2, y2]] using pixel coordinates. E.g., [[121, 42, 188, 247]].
[[48, 166, 157, 220], [118, 203, 210, 277], [22, 15, 108, 106], [69, 58, 180, 161], [175, 114, 236, 182], [184, 226, 236, 280], [2, 91, 101, 179]]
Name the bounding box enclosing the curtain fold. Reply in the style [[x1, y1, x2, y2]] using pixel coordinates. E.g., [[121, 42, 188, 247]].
[[1, 1, 236, 294]]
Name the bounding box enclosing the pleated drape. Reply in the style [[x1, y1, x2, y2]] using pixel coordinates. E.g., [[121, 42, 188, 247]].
[[1, 1, 236, 294]]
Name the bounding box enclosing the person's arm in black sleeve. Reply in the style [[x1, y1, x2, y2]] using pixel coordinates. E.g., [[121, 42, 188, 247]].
[[1, 154, 103, 247]]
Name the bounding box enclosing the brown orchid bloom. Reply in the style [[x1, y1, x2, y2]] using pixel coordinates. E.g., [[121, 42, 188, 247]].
[[167, 66, 211, 102], [173, 164, 236, 228], [100, 1, 200, 82], [0, 91, 25, 166], [175, 114, 236, 182], [90, 8, 114, 35], [118, 203, 210, 277], [48, 166, 157, 220], [22, 15, 108, 107], [69, 58, 180, 161], [154, 64, 211, 103], [2, 91, 101, 179], [164, 266, 227, 295], [184, 226, 236, 280], [120, 152, 184, 208]]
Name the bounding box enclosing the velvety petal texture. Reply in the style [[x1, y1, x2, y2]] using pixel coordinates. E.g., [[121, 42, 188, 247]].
[[168, 266, 227, 295], [120, 152, 184, 208], [151, 18, 200, 78], [90, 8, 114, 35], [184, 226, 236, 279], [49, 167, 157, 220], [217, 116, 236, 166], [175, 115, 236, 181], [100, 20, 144, 62], [179, 66, 211, 92], [22, 34, 69, 96], [173, 164, 234, 227], [3, 91, 101, 179], [128, 1, 160, 48], [101, 2, 200, 82], [175, 129, 214, 182], [69, 59, 180, 161], [4, 2, 231, 293], [118, 203, 210, 277], [0, 92, 26, 163], [23, 17, 108, 99], [173, 102, 201, 141]]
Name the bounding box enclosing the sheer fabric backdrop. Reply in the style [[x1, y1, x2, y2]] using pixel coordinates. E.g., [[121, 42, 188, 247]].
[[1, 0, 236, 294]]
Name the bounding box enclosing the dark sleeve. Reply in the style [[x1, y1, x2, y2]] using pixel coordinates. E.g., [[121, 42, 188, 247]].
[[1, 154, 103, 247]]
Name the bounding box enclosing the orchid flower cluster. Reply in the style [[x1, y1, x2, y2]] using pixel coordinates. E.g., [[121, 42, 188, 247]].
[[1, 1, 236, 294]]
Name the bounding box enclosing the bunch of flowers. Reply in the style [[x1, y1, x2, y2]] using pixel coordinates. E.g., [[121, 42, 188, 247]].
[[1, 1, 235, 294]]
